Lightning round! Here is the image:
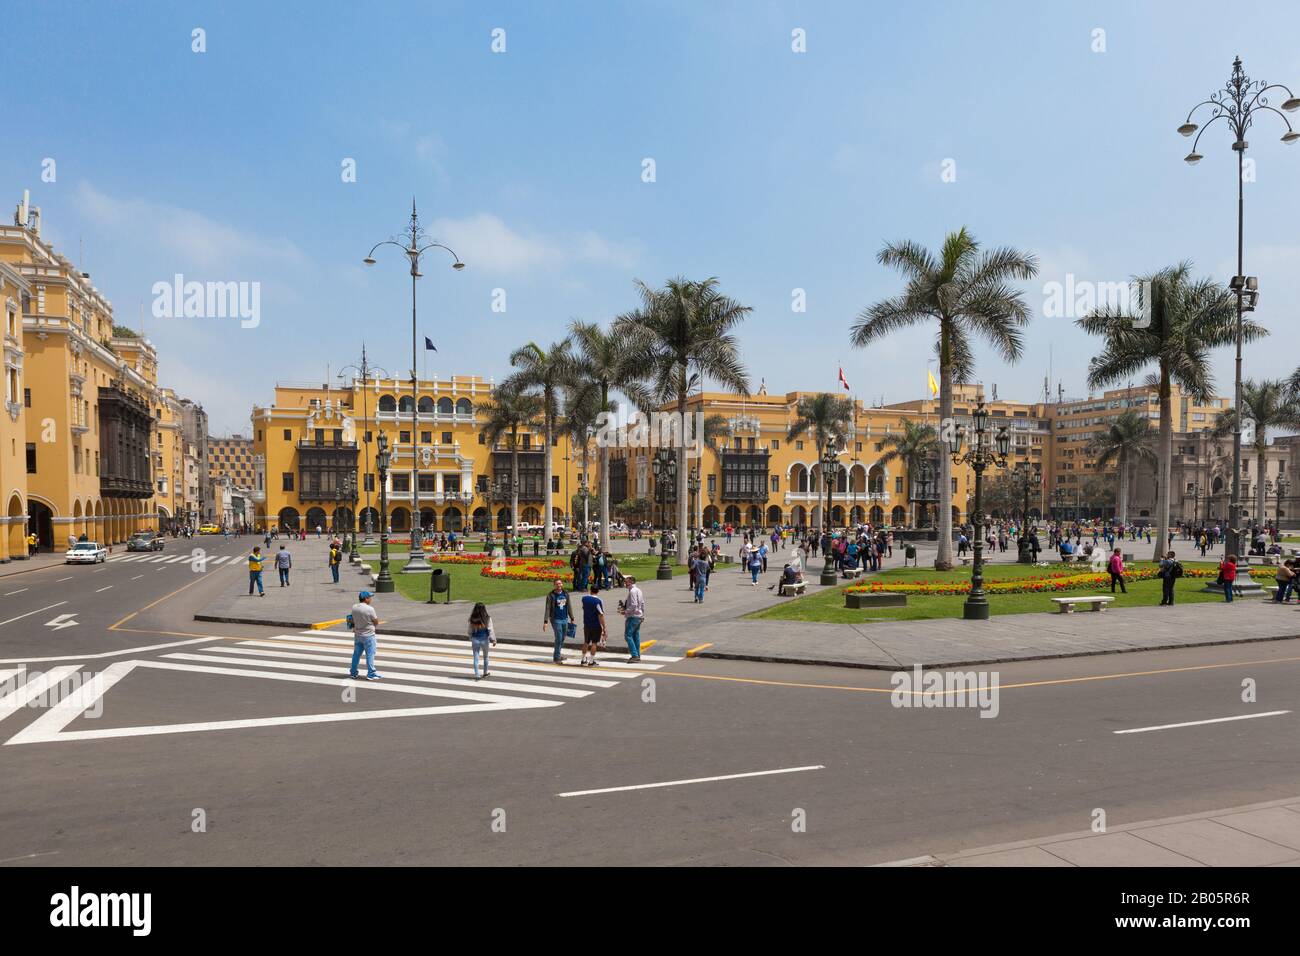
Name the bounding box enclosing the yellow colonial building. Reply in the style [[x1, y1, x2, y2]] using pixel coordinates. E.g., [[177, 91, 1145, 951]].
[[0, 193, 201, 554], [251, 376, 589, 534], [1, 259, 30, 560]]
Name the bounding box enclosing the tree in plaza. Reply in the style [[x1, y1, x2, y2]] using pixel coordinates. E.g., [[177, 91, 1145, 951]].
[[1086, 410, 1156, 525], [1077, 263, 1261, 560], [477, 381, 543, 540], [785, 392, 854, 528], [1210, 379, 1298, 527], [1078, 475, 1117, 517], [568, 320, 654, 550], [851, 228, 1038, 569], [618, 277, 751, 564], [876, 417, 939, 528], [562, 381, 601, 535], [505, 338, 576, 540]]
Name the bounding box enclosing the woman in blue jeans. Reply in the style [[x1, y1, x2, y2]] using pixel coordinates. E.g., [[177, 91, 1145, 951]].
[[468, 603, 496, 679]]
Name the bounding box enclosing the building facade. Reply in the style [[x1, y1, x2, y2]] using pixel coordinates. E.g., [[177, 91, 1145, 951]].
[[251, 376, 588, 535], [0, 192, 206, 554]]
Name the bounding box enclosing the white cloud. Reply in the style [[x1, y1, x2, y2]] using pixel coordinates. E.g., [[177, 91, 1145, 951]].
[[75, 182, 309, 274], [429, 214, 640, 275]]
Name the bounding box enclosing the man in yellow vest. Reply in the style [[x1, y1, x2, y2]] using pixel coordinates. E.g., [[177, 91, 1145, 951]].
[[248, 546, 266, 596], [27, 532, 37, 556]]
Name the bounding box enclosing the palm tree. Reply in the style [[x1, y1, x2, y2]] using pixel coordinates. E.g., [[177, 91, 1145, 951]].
[[851, 228, 1038, 569], [568, 320, 653, 550], [504, 338, 575, 539], [1210, 379, 1298, 526], [1086, 410, 1155, 525], [1076, 262, 1262, 560], [877, 418, 939, 527], [786, 393, 854, 529], [477, 381, 543, 539], [619, 277, 751, 565], [561, 382, 601, 534]]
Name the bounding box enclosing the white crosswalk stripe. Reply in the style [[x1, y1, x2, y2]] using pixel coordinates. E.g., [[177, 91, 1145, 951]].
[[0, 629, 680, 745]]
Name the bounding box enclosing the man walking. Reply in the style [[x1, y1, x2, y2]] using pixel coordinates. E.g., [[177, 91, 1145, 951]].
[[543, 578, 572, 664], [275, 544, 292, 587], [580, 582, 606, 667], [328, 539, 342, 583], [247, 546, 266, 597], [1158, 550, 1182, 606], [621, 575, 645, 663], [348, 590, 382, 680]]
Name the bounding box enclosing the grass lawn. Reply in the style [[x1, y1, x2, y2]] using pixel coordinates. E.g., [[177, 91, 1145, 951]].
[[357, 549, 683, 606], [745, 561, 1234, 623]]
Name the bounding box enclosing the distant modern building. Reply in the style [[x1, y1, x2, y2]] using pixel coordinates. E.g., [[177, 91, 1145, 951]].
[[208, 435, 255, 488]]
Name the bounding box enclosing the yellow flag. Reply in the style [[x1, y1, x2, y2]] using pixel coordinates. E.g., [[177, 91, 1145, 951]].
[[927, 369, 939, 397]]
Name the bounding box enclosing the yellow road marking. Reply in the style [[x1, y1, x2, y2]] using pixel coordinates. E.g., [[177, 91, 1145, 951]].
[[311, 618, 346, 630], [685, 642, 713, 657], [656, 651, 1300, 695], [640, 639, 658, 650], [108, 574, 211, 630]]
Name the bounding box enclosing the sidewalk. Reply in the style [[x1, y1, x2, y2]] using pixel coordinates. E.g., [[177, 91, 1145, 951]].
[[194, 538, 1300, 667], [877, 796, 1300, 866]]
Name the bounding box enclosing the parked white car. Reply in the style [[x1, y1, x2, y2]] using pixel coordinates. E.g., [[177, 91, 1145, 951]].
[[65, 541, 107, 564]]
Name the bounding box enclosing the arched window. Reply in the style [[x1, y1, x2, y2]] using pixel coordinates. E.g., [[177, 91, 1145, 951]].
[[417, 396, 434, 414], [398, 396, 414, 413], [378, 395, 396, 413], [437, 397, 453, 415], [456, 398, 473, 415]]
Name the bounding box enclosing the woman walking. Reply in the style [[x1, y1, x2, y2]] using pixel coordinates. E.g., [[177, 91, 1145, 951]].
[[468, 602, 497, 680], [1107, 548, 1127, 594]]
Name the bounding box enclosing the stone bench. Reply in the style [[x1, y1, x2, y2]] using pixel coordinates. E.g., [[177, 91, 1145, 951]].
[[1050, 595, 1114, 614], [841, 567, 863, 580], [959, 557, 972, 567], [845, 591, 906, 609], [777, 581, 806, 597]]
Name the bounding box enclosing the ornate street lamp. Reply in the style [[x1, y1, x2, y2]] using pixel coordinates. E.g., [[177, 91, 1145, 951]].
[[374, 432, 394, 593], [652, 449, 676, 580], [949, 402, 1010, 620], [364, 199, 464, 573], [338, 346, 390, 546], [1013, 463, 1042, 564], [343, 473, 361, 563], [687, 468, 701, 535], [1178, 56, 1298, 559], [819, 442, 841, 587]]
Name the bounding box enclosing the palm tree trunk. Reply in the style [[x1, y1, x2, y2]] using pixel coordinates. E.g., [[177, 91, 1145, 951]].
[[599, 384, 610, 551], [676, 389, 688, 566], [1154, 371, 1173, 562], [936, 349, 954, 569], [1117, 450, 1130, 526], [543, 411, 554, 540], [509, 427, 521, 540], [1256, 445, 1267, 529]]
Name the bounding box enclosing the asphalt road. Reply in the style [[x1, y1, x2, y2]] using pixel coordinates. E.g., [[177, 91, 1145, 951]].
[[1, 534, 1298, 866]]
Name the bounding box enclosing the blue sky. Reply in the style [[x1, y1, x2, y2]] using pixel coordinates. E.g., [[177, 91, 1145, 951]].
[[7, 0, 1300, 434]]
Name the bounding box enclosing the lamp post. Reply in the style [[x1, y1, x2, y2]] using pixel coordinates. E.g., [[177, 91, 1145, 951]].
[[338, 346, 390, 546], [343, 474, 360, 563], [1013, 463, 1042, 564], [374, 432, 394, 593], [819, 442, 841, 587], [652, 449, 675, 580], [363, 199, 464, 573], [949, 402, 1010, 620], [1178, 56, 1298, 560], [687, 469, 701, 536]]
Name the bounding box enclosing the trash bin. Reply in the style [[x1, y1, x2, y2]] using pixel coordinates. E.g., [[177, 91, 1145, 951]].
[[428, 568, 451, 604], [905, 545, 916, 559]]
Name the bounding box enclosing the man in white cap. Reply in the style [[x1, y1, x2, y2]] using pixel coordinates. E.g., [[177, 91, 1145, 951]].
[[348, 590, 382, 681]]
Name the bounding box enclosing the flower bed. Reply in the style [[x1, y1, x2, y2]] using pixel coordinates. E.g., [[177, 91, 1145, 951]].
[[844, 564, 1270, 597]]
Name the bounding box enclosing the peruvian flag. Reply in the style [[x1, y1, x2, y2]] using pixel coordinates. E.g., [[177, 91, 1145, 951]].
[[838, 367, 851, 391]]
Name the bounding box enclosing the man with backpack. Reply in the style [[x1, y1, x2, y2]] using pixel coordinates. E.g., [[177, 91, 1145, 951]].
[[1158, 550, 1183, 606], [328, 540, 343, 583]]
